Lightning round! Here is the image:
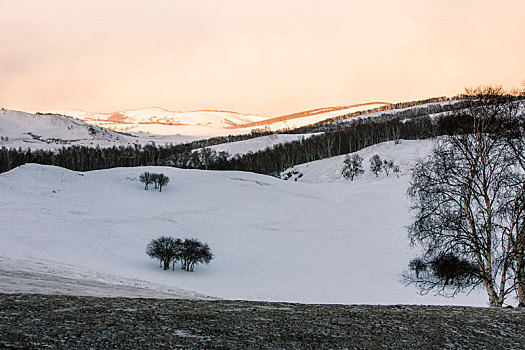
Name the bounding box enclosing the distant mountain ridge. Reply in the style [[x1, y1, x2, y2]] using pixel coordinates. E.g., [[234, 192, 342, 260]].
[[52, 107, 270, 133], [46, 103, 390, 135], [0, 109, 135, 148]]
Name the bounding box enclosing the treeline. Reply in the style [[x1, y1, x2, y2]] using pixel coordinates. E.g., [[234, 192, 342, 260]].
[[0, 127, 273, 173], [0, 104, 486, 176], [5, 96, 523, 176], [220, 111, 462, 175], [0, 96, 466, 174]]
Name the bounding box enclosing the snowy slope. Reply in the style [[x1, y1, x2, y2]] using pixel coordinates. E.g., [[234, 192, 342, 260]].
[[49, 104, 389, 136], [0, 109, 208, 150], [282, 139, 431, 183], [51, 108, 269, 136], [0, 110, 320, 153], [0, 139, 490, 305], [0, 109, 136, 149], [198, 133, 317, 157]]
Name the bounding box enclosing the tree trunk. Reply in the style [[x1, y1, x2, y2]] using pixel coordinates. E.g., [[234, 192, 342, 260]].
[[517, 255, 525, 307], [518, 283, 525, 308], [484, 281, 502, 307]]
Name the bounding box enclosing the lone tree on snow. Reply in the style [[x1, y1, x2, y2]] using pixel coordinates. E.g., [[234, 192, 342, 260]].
[[139, 172, 153, 190], [369, 154, 382, 177], [382, 159, 395, 176], [151, 173, 160, 189], [393, 165, 401, 177], [342, 154, 364, 181], [178, 238, 213, 272], [146, 236, 180, 270], [157, 173, 170, 192]]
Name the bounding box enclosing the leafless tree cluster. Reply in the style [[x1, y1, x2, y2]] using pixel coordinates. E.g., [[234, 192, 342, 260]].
[[146, 236, 213, 272], [139, 172, 170, 192]]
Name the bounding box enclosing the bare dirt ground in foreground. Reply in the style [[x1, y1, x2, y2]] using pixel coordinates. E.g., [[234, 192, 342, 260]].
[[1, 293, 524, 349]]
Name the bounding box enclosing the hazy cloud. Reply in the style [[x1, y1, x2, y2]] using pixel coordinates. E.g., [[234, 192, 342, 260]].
[[1, 0, 524, 115]]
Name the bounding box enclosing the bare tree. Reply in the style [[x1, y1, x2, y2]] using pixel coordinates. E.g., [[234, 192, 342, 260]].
[[146, 236, 179, 270], [393, 165, 401, 178], [139, 172, 153, 190], [382, 159, 394, 176], [405, 86, 525, 307], [157, 174, 169, 192], [151, 173, 160, 189], [369, 154, 382, 177], [177, 238, 213, 272], [342, 154, 364, 181]]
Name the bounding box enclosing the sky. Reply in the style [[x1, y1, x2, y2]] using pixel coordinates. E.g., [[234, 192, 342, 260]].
[[1, 0, 524, 116]]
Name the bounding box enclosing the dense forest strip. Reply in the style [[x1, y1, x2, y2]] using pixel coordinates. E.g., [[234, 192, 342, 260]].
[[1, 294, 524, 349]]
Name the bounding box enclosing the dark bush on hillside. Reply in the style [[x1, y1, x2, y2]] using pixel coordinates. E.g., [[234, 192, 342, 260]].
[[178, 238, 213, 272], [146, 237, 213, 272], [139, 172, 169, 192], [146, 236, 180, 270], [342, 154, 364, 181], [403, 253, 481, 295], [369, 154, 382, 177], [139, 172, 153, 190]]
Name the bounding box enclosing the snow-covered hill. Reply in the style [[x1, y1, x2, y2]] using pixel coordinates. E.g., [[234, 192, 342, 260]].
[[55, 107, 269, 136], [0, 139, 489, 305], [0, 109, 203, 150], [48, 104, 389, 136], [281, 139, 430, 183], [0, 109, 133, 149], [197, 133, 318, 157], [0, 109, 320, 154]]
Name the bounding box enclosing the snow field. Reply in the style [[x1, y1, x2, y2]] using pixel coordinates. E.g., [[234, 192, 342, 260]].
[[0, 140, 488, 305]]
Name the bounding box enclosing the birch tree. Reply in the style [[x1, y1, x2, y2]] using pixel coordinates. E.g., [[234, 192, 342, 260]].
[[404, 86, 525, 307]]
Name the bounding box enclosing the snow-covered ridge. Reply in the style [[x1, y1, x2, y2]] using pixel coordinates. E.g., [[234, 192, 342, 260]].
[[0, 109, 137, 149], [0, 109, 232, 150], [45, 103, 390, 135], [0, 139, 487, 305], [56, 107, 269, 131]]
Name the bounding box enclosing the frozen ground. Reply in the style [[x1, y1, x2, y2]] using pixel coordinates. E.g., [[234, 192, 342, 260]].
[[0, 139, 491, 305], [3, 294, 524, 349]]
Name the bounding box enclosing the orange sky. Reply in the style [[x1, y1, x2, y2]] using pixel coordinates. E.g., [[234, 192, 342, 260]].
[[1, 0, 524, 116]]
